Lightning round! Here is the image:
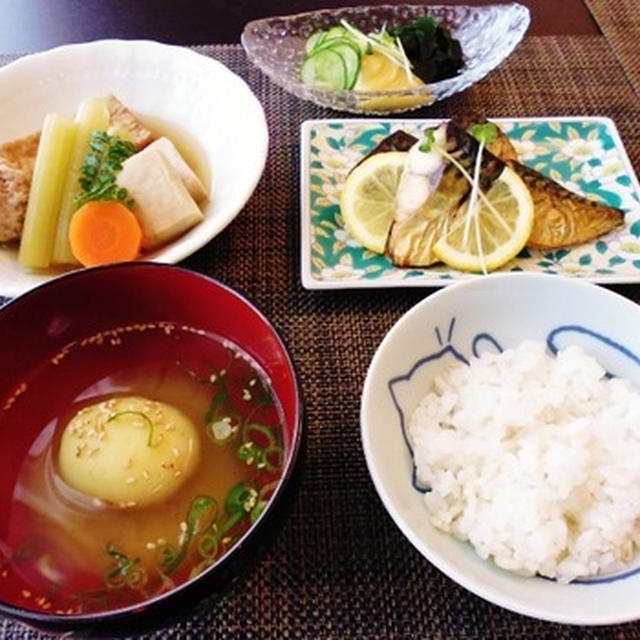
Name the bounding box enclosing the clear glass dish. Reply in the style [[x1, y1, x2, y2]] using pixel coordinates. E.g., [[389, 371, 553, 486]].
[[241, 3, 530, 115]]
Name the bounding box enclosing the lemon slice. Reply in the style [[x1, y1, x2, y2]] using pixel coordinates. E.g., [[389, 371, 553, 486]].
[[433, 166, 534, 272], [340, 151, 407, 253]]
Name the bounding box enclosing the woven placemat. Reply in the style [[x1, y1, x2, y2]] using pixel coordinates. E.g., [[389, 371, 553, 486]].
[[2, 37, 640, 639], [585, 0, 640, 98]]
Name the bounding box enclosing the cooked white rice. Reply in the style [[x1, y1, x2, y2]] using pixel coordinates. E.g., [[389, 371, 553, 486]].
[[409, 340, 640, 582]]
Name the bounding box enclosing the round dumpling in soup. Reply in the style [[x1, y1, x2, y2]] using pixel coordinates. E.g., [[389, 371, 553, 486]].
[[58, 395, 200, 507]]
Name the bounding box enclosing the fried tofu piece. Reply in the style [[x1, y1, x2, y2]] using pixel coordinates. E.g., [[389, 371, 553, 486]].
[[0, 132, 40, 243], [106, 95, 155, 150], [0, 131, 40, 175], [0, 160, 31, 242]]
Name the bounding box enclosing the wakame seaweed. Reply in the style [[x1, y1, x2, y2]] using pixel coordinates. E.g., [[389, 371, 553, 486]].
[[392, 15, 464, 83]]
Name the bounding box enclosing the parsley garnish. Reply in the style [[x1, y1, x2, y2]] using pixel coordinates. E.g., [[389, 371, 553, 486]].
[[75, 131, 137, 209]]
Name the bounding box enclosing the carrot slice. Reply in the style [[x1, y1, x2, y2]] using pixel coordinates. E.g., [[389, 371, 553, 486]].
[[69, 201, 143, 267]]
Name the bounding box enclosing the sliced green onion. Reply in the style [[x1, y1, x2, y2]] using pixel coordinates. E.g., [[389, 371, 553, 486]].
[[242, 422, 276, 448], [106, 410, 154, 446], [197, 532, 219, 559], [225, 482, 259, 515], [162, 495, 218, 575], [263, 445, 284, 472]]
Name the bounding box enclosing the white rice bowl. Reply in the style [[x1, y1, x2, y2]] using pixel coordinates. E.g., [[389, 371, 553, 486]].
[[361, 273, 640, 625], [410, 340, 640, 583]]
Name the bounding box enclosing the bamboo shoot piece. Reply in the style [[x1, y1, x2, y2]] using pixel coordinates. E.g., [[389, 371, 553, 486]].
[[52, 98, 110, 265], [18, 114, 77, 269]]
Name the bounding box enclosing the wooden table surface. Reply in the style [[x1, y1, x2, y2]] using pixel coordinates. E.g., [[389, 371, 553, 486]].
[[1, 0, 598, 51]]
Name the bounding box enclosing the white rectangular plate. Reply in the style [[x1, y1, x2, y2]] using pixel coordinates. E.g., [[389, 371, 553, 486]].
[[300, 117, 640, 289]]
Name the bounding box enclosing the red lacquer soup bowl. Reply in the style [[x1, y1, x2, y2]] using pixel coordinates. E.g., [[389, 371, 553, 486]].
[[0, 263, 303, 634]]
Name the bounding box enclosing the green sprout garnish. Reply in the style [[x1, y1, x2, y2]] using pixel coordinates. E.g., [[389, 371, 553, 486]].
[[75, 131, 136, 209], [419, 129, 436, 153], [469, 122, 498, 145]]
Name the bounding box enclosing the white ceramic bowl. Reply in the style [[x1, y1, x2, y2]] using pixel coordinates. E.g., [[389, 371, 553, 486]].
[[0, 40, 268, 297], [362, 273, 640, 625]]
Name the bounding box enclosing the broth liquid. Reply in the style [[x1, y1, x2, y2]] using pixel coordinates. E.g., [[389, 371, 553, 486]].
[[0, 323, 283, 614]]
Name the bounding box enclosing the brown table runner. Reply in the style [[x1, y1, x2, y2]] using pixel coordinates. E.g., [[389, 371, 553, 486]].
[[3, 37, 640, 639], [585, 0, 640, 98]]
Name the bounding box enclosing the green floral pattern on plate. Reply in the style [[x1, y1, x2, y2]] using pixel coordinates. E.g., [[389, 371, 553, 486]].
[[301, 118, 640, 287]]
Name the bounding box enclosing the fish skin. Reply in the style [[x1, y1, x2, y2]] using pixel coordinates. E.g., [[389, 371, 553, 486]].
[[388, 121, 503, 267], [505, 160, 625, 248]]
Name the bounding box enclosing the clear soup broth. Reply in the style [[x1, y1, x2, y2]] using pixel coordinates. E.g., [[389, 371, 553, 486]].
[[0, 322, 284, 615]]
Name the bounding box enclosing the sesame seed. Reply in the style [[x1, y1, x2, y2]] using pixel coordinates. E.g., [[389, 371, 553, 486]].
[[92, 497, 103, 507], [142, 470, 151, 479], [21, 590, 31, 598], [126, 476, 136, 485], [146, 542, 156, 550], [157, 538, 166, 545], [179, 521, 187, 532], [172, 447, 180, 458], [174, 470, 182, 477], [222, 537, 232, 545], [126, 501, 137, 507]]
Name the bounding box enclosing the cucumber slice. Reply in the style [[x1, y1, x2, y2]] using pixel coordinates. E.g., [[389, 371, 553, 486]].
[[319, 40, 361, 90], [305, 30, 326, 55], [300, 47, 347, 90], [323, 26, 348, 42]]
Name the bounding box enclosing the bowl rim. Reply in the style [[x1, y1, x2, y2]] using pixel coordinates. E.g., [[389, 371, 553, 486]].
[[0, 262, 304, 627], [361, 272, 640, 625]]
